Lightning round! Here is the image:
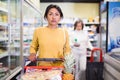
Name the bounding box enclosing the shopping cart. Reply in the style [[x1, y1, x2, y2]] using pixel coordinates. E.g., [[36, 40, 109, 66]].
[[21, 58, 64, 80], [86, 48, 104, 80]]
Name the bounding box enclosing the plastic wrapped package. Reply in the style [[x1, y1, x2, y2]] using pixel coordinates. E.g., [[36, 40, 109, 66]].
[[21, 66, 63, 80]]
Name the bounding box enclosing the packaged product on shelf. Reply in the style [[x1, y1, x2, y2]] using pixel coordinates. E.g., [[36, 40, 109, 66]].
[[94, 16, 99, 23], [88, 17, 94, 22], [0, 66, 9, 78], [2, 15, 7, 22], [0, 14, 2, 22], [0, 63, 3, 68]]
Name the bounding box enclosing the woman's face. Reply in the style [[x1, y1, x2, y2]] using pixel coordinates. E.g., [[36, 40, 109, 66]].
[[76, 22, 83, 30], [47, 8, 61, 26]]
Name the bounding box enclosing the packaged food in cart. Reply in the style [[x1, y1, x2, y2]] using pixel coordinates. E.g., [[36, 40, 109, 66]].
[[21, 58, 64, 80]]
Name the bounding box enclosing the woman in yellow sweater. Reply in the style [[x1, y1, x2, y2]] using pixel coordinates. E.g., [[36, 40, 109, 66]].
[[28, 4, 73, 80], [29, 4, 70, 66], [29, 4, 73, 80]]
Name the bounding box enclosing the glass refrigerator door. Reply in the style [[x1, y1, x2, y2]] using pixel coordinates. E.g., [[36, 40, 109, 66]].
[[23, 1, 42, 57], [0, 0, 9, 79], [9, 0, 21, 70], [106, 1, 120, 68], [0, 0, 21, 79], [0, 0, 42, 79], [107, 2, 120, 53]]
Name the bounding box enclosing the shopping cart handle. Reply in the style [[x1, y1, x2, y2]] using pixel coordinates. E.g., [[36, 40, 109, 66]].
[[90, 48, 103, 62], [25, 58, 64, 62], [25, 58, 30, 61], [36, 58, 64, 62]]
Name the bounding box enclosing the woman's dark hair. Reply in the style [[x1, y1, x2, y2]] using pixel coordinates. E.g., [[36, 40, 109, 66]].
[[44, 4, 63, 19], [74, 19, 84, 30]]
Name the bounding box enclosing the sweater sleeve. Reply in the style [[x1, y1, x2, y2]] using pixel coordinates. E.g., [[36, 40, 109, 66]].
[[64, 29, 71, 55], [30, 28, 39, 54]]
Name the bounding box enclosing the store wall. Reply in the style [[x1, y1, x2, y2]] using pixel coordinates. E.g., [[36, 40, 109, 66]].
[[40, 3, 99, 19]]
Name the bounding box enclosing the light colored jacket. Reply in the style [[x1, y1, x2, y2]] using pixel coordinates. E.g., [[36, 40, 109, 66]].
[[70, 30, 93, 54]]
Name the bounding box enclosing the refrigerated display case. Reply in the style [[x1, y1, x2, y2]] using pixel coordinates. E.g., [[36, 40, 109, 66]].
[[0, 0, 42, 79], [0, 0, 9, 79], [100, 2, 120, 80], [0, 1, 8, 54], [107, 2, 120, 53], [100, 1, 120, 56]]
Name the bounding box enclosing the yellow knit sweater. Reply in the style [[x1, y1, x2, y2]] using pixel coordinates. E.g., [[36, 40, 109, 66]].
[[30, 27, 70, 66]]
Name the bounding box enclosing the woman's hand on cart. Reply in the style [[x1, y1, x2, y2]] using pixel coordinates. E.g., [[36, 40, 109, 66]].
[[28, 53, 36, 61]]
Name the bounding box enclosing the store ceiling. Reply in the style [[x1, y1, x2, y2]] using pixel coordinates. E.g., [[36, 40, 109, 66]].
[[40, 0, 103, 3]]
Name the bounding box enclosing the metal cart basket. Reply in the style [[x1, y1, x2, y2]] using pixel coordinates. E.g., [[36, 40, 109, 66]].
[[21, 58, 64, 80]]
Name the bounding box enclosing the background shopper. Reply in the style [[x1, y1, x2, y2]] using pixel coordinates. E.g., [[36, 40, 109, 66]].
[[28, 4, 74, 80], [70, 19, 93, 80]]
